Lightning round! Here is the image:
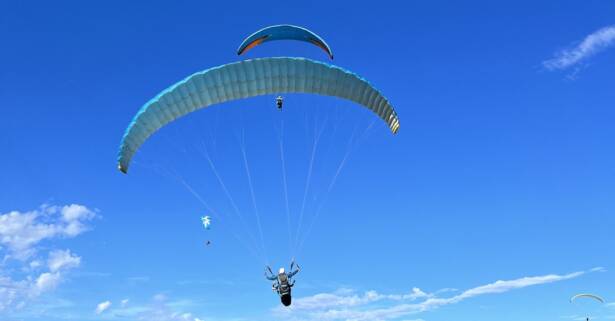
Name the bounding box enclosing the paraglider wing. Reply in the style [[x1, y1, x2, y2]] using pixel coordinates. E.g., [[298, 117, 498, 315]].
[[201, 216, 211, 230], [237, 25, 334, 59], [570, 294, 605, 304], [117, 57, 399, 174]]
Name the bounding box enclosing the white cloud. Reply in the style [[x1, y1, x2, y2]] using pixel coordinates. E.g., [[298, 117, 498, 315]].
[[0, 204, 95, 313], [276, 269, 594, 321], [434, 287, 457, 294], [543, 25, 615, 71], [290, 291, 377, 311], [33, 272, 62, 294], [96, 300, 112, 314], [113, 294, 205, 321], [0, 276, 28, 311], [0, 210, 57, 260], [99, 294, 203, 321], [29, 260, 42, 269], [60, 204, 96, 237], [452, 271, 583, 301], [61, 204, 94, 221], [27, 250, 82, 297], [394, 288, 430, 301], [48, 249, 81, 272], [288, 287, 431, 312], [0, 204, 96, 260]]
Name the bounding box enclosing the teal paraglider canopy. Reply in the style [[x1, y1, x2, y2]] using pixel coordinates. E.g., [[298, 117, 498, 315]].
[[237, 25, 334, 59], [117, 57, 400, 174]]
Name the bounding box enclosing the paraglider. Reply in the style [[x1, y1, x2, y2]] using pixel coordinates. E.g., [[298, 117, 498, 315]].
[[570, 294, 605, 304], [201, 216, 211, 246], [117, 23, 399, 308], [570, 293, 605, 321], [265, 260, 300, 306], [237, 24, 333, 59], [276, 96, 283, 109], [201, 215, 212, 230], [117, 57, 400, 174]]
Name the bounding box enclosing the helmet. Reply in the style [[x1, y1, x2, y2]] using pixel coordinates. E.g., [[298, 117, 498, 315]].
[[279, 267, 285, 274]]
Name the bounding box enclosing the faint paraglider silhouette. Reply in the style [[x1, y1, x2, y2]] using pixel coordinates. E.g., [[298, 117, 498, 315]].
[[570, 293, 605, 321]]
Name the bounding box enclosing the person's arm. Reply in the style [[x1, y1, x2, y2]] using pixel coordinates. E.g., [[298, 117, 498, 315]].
[[288, 263, 301, 278], [264, 266, 278, 281]]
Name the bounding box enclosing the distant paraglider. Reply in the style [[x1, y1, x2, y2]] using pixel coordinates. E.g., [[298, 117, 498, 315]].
[[570, 293, 605, 321], [237, 24, 333, 59], [570, 294, 605, 304], [201, 215, 212, 230], [201, 216, 212, 246], [276, 96, 284, 109]]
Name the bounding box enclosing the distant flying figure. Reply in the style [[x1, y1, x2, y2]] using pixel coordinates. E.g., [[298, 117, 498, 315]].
[[201, 216, 212, 247], [265, 260, 300, 306], [201, 216, 211, 229], [276, 96, 283, 109], [570, 293, 605, 321]]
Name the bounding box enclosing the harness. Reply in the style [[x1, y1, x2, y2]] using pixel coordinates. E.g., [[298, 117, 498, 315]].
[[276, 273, 292, 295]]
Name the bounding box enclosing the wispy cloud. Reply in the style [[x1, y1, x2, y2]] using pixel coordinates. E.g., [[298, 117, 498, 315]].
[[127, 276, 151, 284], [287, 287, 431, 312], [451, 271, 583, 300], [100, 294, 204, 321], [275, 268, 596, 321], [0, 204, 96, 313], [543, 25, 615, 72]]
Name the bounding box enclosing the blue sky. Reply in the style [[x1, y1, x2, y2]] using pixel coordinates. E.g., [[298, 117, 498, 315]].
[[1, 1, 615, 321]]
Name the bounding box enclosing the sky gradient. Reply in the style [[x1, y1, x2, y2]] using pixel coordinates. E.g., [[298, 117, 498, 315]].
[[1, 1, 614, 321]]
